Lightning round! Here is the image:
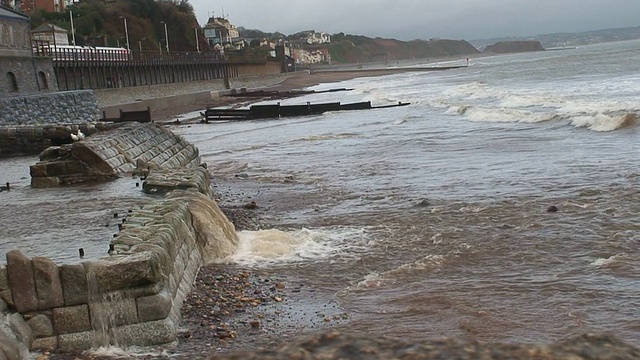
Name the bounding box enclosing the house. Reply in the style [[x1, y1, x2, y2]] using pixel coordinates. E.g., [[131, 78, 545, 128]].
[[32, 23, 69, 46], [306, 31, 331, 45], [0, 5, 57, 96], [292, 47, 331, 65], [16, 0, 65, 14], [203, 17, 240, 47]]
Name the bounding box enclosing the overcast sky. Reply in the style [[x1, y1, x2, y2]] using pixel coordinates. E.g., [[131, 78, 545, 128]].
[[190, 0, 640, 40]]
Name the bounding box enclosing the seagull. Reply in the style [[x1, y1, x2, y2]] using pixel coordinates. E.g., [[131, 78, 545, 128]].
[[77, 129, 86, 140], [70, 133, 79, 141]]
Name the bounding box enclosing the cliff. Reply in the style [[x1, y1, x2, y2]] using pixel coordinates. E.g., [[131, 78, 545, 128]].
[[483, 41, 545, 53]]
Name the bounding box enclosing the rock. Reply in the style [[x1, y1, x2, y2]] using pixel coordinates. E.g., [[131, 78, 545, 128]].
[[243, 201, 258, 210], [26, 314, 53, 338]]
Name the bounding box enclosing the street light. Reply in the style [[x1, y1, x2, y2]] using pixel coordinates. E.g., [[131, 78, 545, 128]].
[[161, 21, 169, 52], [194, 27, 200, 52], [69, 10, 76, 46], [119, 16, 130, 50]]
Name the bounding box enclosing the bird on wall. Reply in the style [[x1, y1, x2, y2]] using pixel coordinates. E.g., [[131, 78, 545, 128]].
[[77, 129, 86, 140], [70, 133, 79, 141]]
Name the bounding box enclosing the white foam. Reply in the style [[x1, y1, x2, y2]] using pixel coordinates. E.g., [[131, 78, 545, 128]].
[[222, 227, 372, 267], [352, 254, 446, 291], [570, 112, 637, 132], [590, 254, 628, 267]]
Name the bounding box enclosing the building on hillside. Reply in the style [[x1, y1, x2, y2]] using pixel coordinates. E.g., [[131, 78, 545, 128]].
[[32, 23, 69, 46], [292, 47, 331, 65], [203, 17, 242, 48], [306, 31, 331, 44], [16, 0, 64, 14], [0, 5, 58, 96]]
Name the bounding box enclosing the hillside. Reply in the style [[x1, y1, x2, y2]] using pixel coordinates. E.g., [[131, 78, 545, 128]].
[[326, 35, 480, 63]]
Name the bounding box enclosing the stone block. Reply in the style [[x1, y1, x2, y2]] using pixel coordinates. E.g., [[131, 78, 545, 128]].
[[137, 289, 172, 322], [53, 304, 91, 335], [6, 250, 37, 313], [31, 336, 57, 352], [44, 161, 67, 176], [29, 164, 47, 178], [89, 294, 138, 330], [59, 264, 88, 306], [110, 318, 176, 348], [57, 331, 92, 351], [83, 252, 164, 293], [8, 313, 33, 349], [33, 257, 64, 310], [31, 176, 60, 188], [26, 314, 53, 338], [65, 160, 85, 174]]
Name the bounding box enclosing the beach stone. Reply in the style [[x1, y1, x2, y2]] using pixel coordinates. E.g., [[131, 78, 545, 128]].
[[6, 250, 37, 313], [33, 257, 64, 310], [53, 304, 91, 334], [31, 336, 57, 351], [59, 264, 88, 306], [26, 314, 53, 337]]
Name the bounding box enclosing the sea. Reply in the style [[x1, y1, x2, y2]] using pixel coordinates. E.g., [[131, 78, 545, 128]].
[[1, 39, 639, 357]]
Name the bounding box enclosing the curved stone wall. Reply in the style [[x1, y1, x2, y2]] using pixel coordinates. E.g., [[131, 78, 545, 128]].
[[0, 123, 238, 353], [30, 122, 201, 187]]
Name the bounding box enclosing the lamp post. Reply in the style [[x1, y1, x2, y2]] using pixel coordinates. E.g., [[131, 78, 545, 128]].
[[194, 27, 200, 52], [119, 16, 130, 50], [161, 21, 169, 52], [69, 10, 76, 46]]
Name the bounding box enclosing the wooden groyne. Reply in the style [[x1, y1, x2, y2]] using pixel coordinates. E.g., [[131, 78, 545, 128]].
[[202, 101, 410, 122]]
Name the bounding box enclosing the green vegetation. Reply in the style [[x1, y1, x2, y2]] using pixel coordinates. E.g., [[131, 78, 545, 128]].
[[30, 0, 203, 51]]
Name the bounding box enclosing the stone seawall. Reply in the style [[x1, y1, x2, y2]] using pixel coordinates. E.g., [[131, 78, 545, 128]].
[[0, 91, 101, 126], [30, 122, 201, 187], [0, 123, 239, 355]]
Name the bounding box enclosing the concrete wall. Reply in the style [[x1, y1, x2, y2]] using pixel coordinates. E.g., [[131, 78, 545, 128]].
[[0, 123, 239, 353], [0, 90, 100, 126]]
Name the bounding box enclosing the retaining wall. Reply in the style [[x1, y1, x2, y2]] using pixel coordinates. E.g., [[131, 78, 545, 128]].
[[0, 90, 100, 126], [0, 123, 239, 354]]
